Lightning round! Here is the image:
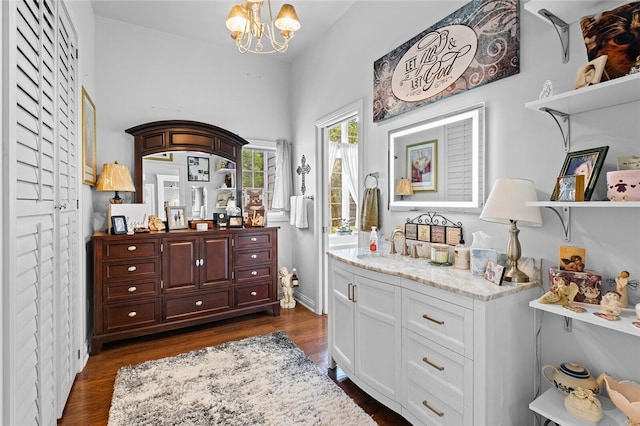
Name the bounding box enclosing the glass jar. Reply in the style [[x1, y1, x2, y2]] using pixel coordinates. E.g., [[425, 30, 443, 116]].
[[430, 243, 450, 264]]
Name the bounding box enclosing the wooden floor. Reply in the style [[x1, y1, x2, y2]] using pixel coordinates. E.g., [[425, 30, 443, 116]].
[[58, 305, 411, 425]]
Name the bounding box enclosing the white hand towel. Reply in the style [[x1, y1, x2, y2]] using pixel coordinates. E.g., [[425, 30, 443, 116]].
[[290, 196, 298, 226], [295, 196, 308, 229]]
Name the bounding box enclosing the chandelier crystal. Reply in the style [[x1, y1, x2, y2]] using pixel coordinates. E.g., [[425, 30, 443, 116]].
[[226, 0, 301, 54]]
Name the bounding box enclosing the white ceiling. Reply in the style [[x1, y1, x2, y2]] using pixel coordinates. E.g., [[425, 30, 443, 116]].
[[90, 0, 358, 61]]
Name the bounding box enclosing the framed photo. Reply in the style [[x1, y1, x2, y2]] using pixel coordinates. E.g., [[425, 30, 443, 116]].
[[228, 216, 244, 228], [430, 225, 446, 244], [82, 87, 97, 186], [243, 209, 265, 228], [111, 215, 128, 235], [244, 188, 264, 210], [146, 153, 173, 162], [550, 146, 609, 201], [559, 246, 586, 272], [555, 175, 585, 202], [484, 261, 505, 285], [187, 156, 210, 182], [407, 140, 437, 192], [166, 206, 188, 230], [574, 55, 608, 89], [445, 227, 462, 245], [405, 223, 418, 240], [417, 224, 430, 242]]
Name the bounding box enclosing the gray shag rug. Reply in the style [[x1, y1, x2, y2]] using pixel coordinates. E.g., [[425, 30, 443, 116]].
[[108, 331, 376, 425]]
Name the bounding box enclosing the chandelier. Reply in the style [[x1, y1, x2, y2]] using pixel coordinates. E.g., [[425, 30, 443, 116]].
[[225, 0, 301, 54]]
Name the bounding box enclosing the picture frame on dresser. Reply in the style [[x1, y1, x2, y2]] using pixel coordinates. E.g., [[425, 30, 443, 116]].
[[166, 206, 188, 230], [111, 215, 127, 235]]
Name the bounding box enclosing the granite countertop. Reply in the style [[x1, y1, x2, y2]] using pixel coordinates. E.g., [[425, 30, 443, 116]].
[[327, 247, 541, 302]]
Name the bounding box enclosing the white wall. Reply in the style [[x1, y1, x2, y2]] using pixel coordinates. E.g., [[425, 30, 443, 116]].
[[291, 0, 640, 387]]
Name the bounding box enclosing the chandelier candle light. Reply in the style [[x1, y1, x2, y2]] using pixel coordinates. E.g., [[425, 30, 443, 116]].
[[479, 178, 542, 283], [226, 0, 301, 54]]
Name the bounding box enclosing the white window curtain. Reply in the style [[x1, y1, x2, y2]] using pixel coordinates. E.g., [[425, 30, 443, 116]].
[[340, 142, 359, 211], [272, 139, 292, 210], [327, 141, 339, 177]]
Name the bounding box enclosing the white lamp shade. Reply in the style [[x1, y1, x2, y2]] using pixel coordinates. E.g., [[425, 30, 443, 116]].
[[480, 178, 542, 227], [226, 5, 249, 33]]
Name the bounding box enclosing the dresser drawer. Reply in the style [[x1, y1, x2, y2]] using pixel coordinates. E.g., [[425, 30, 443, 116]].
[[405, 377, 465, 426], [404, 289, 472, 357], [235, 282, 271, 307], [234, 248, 273, 266], [103, 258, 161, 282], [234, 230, 274, 248], [234, 265, 273, 283], [164, 289, 232, 321], [406, 330, 469, 409], [104, 279, 160, 302], [103, 239, 161, 259], [104, 300, 162, 333]]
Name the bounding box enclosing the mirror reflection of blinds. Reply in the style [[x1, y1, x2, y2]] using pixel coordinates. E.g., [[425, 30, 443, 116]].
[[445, 118, 473, 201]]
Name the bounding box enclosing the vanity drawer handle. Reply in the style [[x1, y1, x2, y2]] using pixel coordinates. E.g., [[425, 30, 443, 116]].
[[422, 357, 444, 371], [128, 311, 137, 318], [251, 271, 258, 276], [422, 400, 444, 417], [127, 266, 137, 272], [422, 314, 444, 325], [250, 254, 258, 259], [128, 286, 137, 293], [195, 300, 203, 307], [250, 291, 257, 296], [250, 237, 257, 242], [127, 245, 137, 251]]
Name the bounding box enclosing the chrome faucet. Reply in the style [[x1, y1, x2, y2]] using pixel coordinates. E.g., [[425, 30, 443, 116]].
[[389, 228, 408, 256]]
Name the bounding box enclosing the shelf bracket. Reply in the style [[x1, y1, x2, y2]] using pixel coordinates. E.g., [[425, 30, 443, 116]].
[[538, 8, 569, 63], [544, 206, 571, 242], [563, 316, 572, 333], [540, 107, 570, 152]]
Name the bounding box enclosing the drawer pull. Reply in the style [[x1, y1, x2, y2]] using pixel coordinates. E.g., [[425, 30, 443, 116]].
[[128, 286, 137, 293], [128, 311, 137, 318], [422, 357, 444, 371], [422, 314, 444, 325], [127, 266, 137, 272], [195, 300, 203, 307], [250, 254, 258, 259], [422, 400, 444, 417], [250, 291, 257, 296], [250, 237, 257, 241], [251, 270, 258, 276], [127, 245, 137, 251]]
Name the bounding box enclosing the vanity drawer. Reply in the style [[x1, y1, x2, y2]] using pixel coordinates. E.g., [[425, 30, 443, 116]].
[[103, 239, 161, 259], [235, 282, 271, 308], [234, 231, 274, 248], [404, 289, 472, 357], [104, 278, 161, 302], [103, 258, 161, 282], [164, 289, 232, 321], [234, 265, 273, 283], [104, 300, 162, 333], [405, 376, 465, 426], [234, 248, 273, 266]]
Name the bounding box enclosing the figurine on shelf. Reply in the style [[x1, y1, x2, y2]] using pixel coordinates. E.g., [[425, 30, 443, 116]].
[[616, 270, 630, 308], [596, 291, 623, 320], [539, 274, 579, 306], [564, 387, 603, 424]]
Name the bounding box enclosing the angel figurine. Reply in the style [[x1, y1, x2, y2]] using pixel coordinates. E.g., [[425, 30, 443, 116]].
[[278, 267, 296, 309], [615, 270, 630, 308], [539, 274, 579, 306]]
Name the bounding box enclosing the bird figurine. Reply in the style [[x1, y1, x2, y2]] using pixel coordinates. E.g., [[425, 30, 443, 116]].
[[540, 274, 580, 306]]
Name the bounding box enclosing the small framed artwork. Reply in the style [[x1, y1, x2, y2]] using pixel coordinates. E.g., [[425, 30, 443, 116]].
[[405, 223, 418, 240], [146, 153, 173, 162], [559, 246, 586, 271], [484, 261, 505, 285], [445, 227, 462, 245], [407, 140, 437, 192], [574, 55, 607, 89], [166, 206, 188, 230], [82, 87, 97, 186], [187, 156, 210, 182], [550, 146, 609, 201], [430, 225, 446, 244], [229, 216, 244, 228], [216, 212, 228, 228], [111, 215, 128, 235], [554, 175, 585, 202], [243, 209, 265, 227], [417, 224, 431, 242]]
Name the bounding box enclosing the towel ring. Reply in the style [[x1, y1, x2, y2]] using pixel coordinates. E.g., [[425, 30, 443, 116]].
[[365, 172, 379, 189]]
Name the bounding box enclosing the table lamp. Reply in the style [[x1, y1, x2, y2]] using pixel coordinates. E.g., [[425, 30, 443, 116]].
[[396, 178, 413, 200], [479, 178, 542, 283], [96, 161, 136, 204]]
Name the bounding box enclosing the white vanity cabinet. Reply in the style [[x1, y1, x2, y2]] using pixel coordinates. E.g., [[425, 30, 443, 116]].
[[328, 249, 542, 426], [329, 260, 403, 412]]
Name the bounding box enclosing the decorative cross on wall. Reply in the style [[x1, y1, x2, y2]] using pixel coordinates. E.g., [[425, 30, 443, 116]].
[[296, 155, 311, 195]]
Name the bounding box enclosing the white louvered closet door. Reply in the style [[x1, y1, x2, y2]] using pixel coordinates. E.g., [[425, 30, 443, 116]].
[[6, 0, 79, 424]]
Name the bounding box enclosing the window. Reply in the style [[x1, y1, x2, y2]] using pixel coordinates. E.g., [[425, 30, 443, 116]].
[[328, 116, 359, 232], [242, 142, 277, 212]]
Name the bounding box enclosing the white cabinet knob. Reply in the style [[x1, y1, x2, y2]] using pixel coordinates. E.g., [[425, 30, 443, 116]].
[[250, 237, 257, 241], [195, 300, 203, 306], [250, 291, 257, 296], [251, 254, 258, 259], [127, 266, 137, 272], [127, 245, 137, 251], [128, 311, 137, 317], [251, 270, 257, 276], [128, 286, 137, 293]]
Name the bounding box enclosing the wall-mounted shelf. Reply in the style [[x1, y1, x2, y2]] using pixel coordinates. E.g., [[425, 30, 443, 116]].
[[525, 73, 640, 151], [530, 388, 625, 426]]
